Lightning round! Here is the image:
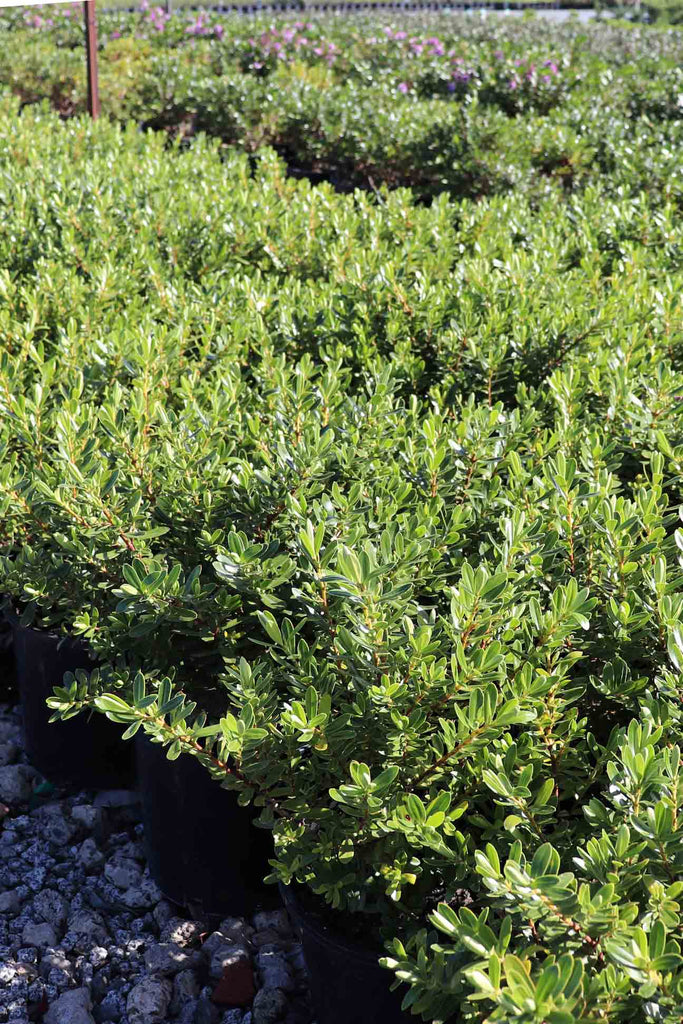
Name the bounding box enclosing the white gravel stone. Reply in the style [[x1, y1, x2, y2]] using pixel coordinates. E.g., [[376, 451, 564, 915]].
[[97, 990, 125, 1022], [66, 909, 109, 949], [152, 900, 175, 930], [32, 889, 69, 928], [0, 765, 35, 804], [209, 942, 251, 981], [21, 922, 58, 948], [0, 889, 22, 914], [39, 950, 73, 980], [71, 804, 101, 830], [201, 930, 228, 957], [255, 950, 295, 993], [252, 987, 288, 1024], [0, 963, 17, 983], [160, 917, 204, 947], [44, 986, 96, 1024], [252, 910, 290, 936], [117, 839, 145, 861], [30, 803, 75, 846], [175, 999, 200, 1024], [104, 856, 143, 890], [218, 916, 254, 945], [221, 1011, 247, 1024], [77, 837, 104, 870], [143, 941, 203, 977], [126, 975, 173, 1024], [171, 968, 201, 1014], [117, 872, 163, 910]]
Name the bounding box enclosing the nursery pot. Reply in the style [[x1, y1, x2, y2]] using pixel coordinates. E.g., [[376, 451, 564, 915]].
[[12, 623, 135, 790], [0, 615, 16, 702], [279, 883, 414, 1024], [135, 734, 274, 917]]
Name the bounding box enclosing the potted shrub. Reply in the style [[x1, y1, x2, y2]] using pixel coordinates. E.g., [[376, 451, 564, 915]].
[[0, 360, 280, 901], [6, 355, 490, 905], [57, 543, 596, 1021], [0, 366, 201, 788], [0, 263, 234, 788]]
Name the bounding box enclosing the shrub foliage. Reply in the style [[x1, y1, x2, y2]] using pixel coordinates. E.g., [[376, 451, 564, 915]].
[[3, 12, 683, 1022]]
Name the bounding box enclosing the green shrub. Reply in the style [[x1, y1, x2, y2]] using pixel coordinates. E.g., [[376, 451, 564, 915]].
[[2, 11, 683, 201], [2, 18, 683, 1017]]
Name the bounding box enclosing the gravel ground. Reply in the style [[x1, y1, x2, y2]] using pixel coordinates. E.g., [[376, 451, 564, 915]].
[[0, 702, 314, 1024]]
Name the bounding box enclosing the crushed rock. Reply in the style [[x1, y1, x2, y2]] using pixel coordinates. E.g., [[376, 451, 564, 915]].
[[0, 702, 313, 1024]]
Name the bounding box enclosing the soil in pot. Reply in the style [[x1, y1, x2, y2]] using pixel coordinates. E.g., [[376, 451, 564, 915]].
[[135, 734, 276, 918], [12, 624, 135, 790], [280, 883, 417, 1024]]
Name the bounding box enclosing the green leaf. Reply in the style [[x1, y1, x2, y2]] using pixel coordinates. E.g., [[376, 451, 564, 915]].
[[257, 610, 283, 646]]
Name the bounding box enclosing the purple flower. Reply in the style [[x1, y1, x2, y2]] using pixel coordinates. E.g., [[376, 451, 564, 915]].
[[494, 49, 504, 59], [398, 82, 409, 93], [543, 61, 559, 74]]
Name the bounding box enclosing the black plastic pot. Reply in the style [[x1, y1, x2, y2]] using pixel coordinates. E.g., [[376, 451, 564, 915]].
[[0, 617, 16, 702], [12, 624, 135, 790], [135, 734, 274, 916], [280, 884, 413, 1024]]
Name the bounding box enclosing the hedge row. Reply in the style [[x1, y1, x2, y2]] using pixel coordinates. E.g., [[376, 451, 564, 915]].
[[2, 90, 683, 1019], [1, 9, 683, 199]]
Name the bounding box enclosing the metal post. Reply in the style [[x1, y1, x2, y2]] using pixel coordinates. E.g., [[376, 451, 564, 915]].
[[165, 0, 173, 14], [83, 1, 100, 119]]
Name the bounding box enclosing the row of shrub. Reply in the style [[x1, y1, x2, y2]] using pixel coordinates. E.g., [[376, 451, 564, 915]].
[[1, 8, 683, 199], [2, 91, 683, 1019]]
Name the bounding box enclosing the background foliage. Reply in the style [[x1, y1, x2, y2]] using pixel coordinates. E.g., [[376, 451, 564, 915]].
[[1, 8, 683, 199]]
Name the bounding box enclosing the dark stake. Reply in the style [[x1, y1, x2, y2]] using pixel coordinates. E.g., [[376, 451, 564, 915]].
[[83, 0, 100, 119]]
